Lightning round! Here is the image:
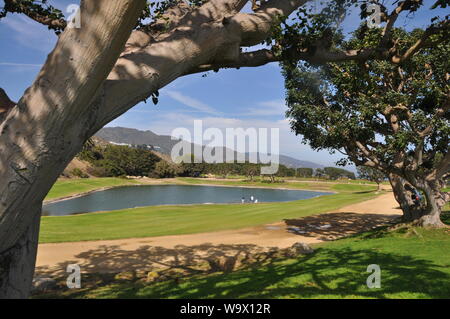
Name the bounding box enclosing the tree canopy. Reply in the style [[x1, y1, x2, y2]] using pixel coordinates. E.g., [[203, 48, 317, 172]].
[[283, 26, 449, 226]]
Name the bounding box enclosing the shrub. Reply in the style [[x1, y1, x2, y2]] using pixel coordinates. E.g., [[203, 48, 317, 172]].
[[153, 161, 179, 178], [71, 168, 89, 178]]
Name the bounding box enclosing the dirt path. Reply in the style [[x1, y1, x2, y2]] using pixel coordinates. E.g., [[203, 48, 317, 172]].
[[36, 191, 401, 275]]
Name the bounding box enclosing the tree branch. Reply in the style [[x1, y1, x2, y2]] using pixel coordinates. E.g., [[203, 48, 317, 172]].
[[0, 88, 15, 114], [232, 0, 310, 47], [381, 0, 413, 45], [391, 20, 449, 64], [183, 49, 277, 75], [4, 0, 67, 30]]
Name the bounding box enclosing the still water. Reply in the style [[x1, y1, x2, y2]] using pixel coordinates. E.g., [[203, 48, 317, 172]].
[[43, 185, 330, 216]]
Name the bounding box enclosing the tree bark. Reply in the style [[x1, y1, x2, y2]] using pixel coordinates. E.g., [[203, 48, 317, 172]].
[[0, 0, 295, 299], [376, 182, 382, 193], [415, 180, 446, 228], [0, 0, 146, 298], [390, 173, 447, 227], [388, 173, 420, 221], [0, 210, 40, 298]]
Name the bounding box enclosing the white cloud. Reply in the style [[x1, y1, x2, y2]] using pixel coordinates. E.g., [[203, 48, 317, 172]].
[[109, 109, 343, 167], [1, 15, 57, 53], [135, 111, 296, 150], [0, 63, 42, 67], [164, 90, 219, 114], [241, 99, 287, 116]]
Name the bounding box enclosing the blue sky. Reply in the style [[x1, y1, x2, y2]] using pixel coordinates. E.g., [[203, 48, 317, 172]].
[[0, 0, 447, 167]]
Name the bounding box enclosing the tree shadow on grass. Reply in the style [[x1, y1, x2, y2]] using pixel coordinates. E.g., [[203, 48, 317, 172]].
[[34, 240, 450, 299], [34, 242, 281, 298], [284, 212, 399, 241], [134, 247, 450, 299], [442, 210, 450, 225], [36, 243, 276, 277]]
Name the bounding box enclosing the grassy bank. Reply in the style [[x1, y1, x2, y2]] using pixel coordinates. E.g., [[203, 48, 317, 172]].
[[45, 177, 378, 202], [40, 190, 378, 243], [176, 177, 377, 193], [36, 224, 450, 299], [45, 178, 143, 201]]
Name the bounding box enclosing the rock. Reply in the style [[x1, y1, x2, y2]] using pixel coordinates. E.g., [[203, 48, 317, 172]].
[[207, 256, 227, 272], [292, 242, 314, 254], [267, 249, 285, 259], [283, 242, 314, 257], [114, 271, 136, 281], [31, 277, 57, 293], [146, 271, 159, 282], [207, 255, 239, 273], [231, 253, 247, 271], [136, 270, 148, 279]]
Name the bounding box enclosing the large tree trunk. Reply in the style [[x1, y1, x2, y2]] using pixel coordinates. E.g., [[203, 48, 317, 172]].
[[0, 211, 40, 298], [415, 180, 446, 228], [388, 173, 419, 220], [0, 0, 308, 299], [391, 172, 447, 228], [0, 0, 146, 298]]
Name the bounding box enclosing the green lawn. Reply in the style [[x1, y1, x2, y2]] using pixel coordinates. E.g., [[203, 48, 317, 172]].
[[176, 177, 377, 193], [40, 191, 378, 243], [37, 224, 450, 299], [41, 177, 378, 243], [45, 178, 143, 201], [45, 177, 378, 202], [36, 178, 450, 299]]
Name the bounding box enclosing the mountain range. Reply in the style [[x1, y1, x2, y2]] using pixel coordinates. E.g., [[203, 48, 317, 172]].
[[95, 127, 324, 169]]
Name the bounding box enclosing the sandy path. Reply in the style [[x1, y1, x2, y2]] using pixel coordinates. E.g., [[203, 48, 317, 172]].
[[36, 191, 401, 274]]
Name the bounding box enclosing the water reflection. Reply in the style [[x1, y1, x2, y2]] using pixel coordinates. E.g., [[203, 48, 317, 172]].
[[43, 185, 331, 216]]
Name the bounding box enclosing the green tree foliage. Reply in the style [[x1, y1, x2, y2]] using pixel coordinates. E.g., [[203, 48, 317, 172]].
[[242, 163, 259, 181], [70, 168, 89, 179], [283, 27, 449, 226], [314, 168, 326, 179], [297, 167, 313, 178], [276, 165, 296, 177], [323, 167, 356, 180], [357, 166, 386, 191], [357, 167, 385, 184], [152, 160, 179, 178], [78, 143, 161, 177]]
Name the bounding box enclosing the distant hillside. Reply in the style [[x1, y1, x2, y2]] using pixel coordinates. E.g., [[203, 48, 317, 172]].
[[96, 127, 180, 154], [95, 127, 324, 169], [277, 154, 324, 169]]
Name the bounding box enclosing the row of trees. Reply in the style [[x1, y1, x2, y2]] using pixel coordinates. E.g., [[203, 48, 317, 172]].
[[78, 143, 161, 177], [76, 143, 307, 179]]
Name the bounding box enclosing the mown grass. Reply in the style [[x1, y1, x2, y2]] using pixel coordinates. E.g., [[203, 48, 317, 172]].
[[45, 178, 143, 201], [176, 177, 377, 193], [40, 191, 378, 243], [45, 176, 378, 202], [37, 225, 450, 299]]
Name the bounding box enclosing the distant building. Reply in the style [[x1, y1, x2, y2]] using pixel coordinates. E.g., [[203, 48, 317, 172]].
[[110, 142, 163, 152], [110, 141, 131, 147]]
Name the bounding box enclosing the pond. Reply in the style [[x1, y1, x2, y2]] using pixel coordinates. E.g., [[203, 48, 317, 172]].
[[42, 185, 331, 216]]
